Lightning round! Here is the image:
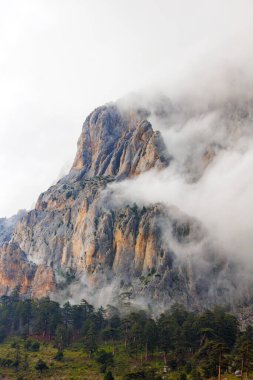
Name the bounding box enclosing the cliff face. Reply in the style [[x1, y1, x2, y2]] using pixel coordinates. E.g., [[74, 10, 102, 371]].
[[71, 105, 170, 177], [0, 101, 250, 308], [12, 105, 170, 275], [0, 243, 55, 297], [0, 211, 27, 246]]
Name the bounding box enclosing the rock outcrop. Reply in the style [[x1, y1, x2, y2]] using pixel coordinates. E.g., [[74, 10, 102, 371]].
[[71, 105, 170, 178], [0, 210, 27, 246], [0, 242, 55, 297], [0, 100, 251, 309]]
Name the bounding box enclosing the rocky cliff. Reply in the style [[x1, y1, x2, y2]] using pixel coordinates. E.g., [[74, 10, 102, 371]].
[[0, 210, 27, 246], [0, 100, 251, 310]]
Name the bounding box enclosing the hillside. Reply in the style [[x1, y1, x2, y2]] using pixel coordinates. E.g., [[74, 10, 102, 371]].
[[0, 97, 252, 310]]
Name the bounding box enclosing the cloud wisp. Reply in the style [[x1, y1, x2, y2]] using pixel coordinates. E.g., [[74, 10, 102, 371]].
[[109, 70, 253, 266]]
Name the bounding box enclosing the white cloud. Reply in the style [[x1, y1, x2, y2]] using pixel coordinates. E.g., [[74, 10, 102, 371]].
[[108, 105, 253, 263], [1, 0, 253, 216]]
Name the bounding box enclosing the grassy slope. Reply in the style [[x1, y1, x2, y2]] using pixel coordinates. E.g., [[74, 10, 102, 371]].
[[0, 338, 245, 380]]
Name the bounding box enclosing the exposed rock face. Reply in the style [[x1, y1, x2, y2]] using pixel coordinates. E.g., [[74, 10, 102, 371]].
[[0, 100, 251, 309], [0, 243, 55, 297], [0, 103, 173, 302], [71, 105, 170, 178], [0, 210, 27, 246]]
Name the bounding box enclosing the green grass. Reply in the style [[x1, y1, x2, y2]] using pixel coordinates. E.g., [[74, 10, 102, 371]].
[[0, 338, 104, 379], [0, 338, 249, 380]]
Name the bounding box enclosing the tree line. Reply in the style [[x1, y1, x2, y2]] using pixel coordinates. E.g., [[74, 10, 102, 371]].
[[0, 288, 253, 379]]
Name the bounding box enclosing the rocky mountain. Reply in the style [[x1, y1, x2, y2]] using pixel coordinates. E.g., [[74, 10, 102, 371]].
[[0, 210, 27, 246], [0, 99, 252, 311]]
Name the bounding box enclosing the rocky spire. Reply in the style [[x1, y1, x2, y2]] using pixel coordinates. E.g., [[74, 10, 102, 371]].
[[71, 104, 170, 178]]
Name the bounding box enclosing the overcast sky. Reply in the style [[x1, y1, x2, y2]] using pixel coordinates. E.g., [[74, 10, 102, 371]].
[[0, 0, 252, 217]]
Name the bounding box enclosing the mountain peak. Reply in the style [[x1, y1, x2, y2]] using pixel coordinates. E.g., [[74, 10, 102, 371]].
[[71, 103, 170, 179]]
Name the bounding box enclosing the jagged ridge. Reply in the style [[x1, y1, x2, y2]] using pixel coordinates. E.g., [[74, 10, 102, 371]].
[[0, 101, 251, 309]]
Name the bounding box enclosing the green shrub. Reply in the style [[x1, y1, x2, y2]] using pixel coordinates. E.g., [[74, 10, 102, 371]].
[[178, 372, 187, 380], [190, 369, 202, 380], [104, 371, 114, 380], [10, 341, 19, 348], [30, 341, 40, 352], [35, 359, 48, 374], [96, 350, 114, 373], [54, 350, 64, 361]]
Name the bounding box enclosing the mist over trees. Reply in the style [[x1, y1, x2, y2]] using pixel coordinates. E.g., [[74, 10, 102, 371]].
[[0, 288, 252, 379]]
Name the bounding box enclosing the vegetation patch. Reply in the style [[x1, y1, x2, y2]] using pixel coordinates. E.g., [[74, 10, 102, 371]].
[[0, 290, 250, 379]]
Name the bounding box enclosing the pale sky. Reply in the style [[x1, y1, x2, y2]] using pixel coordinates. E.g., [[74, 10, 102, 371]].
[[0, 0, 253, 217]]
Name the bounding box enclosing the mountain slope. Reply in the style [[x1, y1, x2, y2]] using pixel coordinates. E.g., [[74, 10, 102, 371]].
[[0, 100, 252, 310]]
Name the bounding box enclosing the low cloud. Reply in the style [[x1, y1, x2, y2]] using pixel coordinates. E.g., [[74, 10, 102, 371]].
[[109, 72, 253, 266]]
